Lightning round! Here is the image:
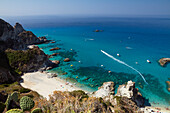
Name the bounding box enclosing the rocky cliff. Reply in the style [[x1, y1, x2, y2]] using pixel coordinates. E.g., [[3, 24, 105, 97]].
[[0, 18, 51, 84], [0, 18, 47, 51]]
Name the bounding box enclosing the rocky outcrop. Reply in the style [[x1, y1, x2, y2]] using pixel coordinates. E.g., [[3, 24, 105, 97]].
[[18, 31, 40, 45], [0, 18, 48, 50], [14, 22, 25, 35], [0, 67, 15, 83], [116, 81, 145, 107], [92, 81, 115, 98], [159, 58, 170, 67], [0, 51, 18, 83], [5, 46, 52, 73], [166, 81, 170, 92], [93, 80, 145, 107]]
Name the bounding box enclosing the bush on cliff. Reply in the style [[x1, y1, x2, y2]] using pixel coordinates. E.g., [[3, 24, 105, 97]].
[[5, 49, 35, 72]]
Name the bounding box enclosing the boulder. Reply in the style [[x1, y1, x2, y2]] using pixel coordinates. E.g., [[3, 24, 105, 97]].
[[50, 47, 60, 51], [159, 58, 170, 67], [166, 81, 170, 92], [50, 53, 59, 56], [93, 81, 115, 98], [52, 60, 60, 65], [64, 58, 70, 62]]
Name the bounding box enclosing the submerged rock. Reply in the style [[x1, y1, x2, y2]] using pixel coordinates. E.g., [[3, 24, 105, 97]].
[[166, 81, 170, 92], [50, 53, 59, 57], [159, 58, 170, 67], [52, 60, 60, 65], [64, 58, 70, 62], [49, 47, 60, 51]]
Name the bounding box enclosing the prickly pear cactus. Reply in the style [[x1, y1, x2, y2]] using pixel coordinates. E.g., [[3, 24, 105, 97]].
[[20, 96, 35, 111], [11, 91, 19, 102], [5, 94, 11, 110], [6, 109, 24, 113], [31, 108, 43, 113]]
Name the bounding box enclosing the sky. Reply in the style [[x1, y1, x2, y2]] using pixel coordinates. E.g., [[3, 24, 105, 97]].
[[0, 0, 170, 17]]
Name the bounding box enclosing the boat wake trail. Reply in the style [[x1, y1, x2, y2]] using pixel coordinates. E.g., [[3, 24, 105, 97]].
[[101, 50, 148, 85]]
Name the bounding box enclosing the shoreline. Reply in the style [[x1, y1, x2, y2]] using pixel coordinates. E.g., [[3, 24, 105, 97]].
[[20, 71, 170, 113], [20, 71, 90, 100]]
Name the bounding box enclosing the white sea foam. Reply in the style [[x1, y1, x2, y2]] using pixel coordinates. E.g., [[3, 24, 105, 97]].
[[101, 50, 148, 84], [85, 38, 94, 41]]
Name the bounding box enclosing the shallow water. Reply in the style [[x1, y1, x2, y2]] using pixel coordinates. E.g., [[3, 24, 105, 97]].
[[12, 16, 170, 107]]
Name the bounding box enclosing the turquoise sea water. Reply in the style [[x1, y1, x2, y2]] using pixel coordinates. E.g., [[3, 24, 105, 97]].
[[9, 16, 170, 107]]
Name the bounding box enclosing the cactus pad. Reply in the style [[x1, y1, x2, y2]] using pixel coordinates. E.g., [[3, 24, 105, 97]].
[[5, 94, 11, 110], [20, 96, 35, 111], [11, 91, 19, 102], [31, 108, 43, 113], [6, 109, 24, 113]]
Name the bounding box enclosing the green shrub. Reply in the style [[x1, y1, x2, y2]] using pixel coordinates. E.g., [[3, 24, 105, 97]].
[[31, 108, 43, 113], [19, 88, 31, 93], [6, 109, 24, 113], [20, 96, 35, 111], [11, 91, 19, 102], [69, 90, 89, 101], [0, 102, 6, 113]]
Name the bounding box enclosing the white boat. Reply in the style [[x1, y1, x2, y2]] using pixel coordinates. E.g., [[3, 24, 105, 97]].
[[117, 53, 120, 57], [147, 60, 151, 63]]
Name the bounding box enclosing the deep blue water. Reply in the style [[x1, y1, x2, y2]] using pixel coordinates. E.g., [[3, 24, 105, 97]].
[[6, 16, 170, 107]]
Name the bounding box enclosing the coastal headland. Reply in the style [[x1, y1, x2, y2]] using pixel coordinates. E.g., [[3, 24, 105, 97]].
[[0, 18, 170, 113]]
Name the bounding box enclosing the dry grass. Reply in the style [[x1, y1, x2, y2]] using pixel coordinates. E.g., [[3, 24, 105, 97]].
[[34, 91, 112, 113]]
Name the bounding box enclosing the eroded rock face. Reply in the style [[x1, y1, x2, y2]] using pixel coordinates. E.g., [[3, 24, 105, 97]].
[[0, 51, 17, 84], [159, 58, 170, 67], [18, 31, 40, 45], [14, 22, 25, 35], [116, 81, 145, 107], [0, 68, 15, 83], [0, 18, 47, 50], [93, 81, 115, 98]]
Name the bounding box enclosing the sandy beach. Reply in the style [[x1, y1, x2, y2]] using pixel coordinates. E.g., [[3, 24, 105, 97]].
[[20, 71, 86, 100]]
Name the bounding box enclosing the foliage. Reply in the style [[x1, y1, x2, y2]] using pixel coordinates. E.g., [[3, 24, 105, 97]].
[[0, 102, 6, 113], [34, 91, 110, 113], [5, 49, 37, 73], [31, 108, 43, 113], [20, 96, 35, 111], [6, 109, 24, 113], [19, 88, 31, 93]]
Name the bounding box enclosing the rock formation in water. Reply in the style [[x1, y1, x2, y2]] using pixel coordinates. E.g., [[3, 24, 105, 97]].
[[93, 81, 145, 107], [158, 58, 170, 67], [166, 81, 170, 92]]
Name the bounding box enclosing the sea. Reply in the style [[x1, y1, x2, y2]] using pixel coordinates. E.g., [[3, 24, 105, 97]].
[[4, 15, 170, 107]]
